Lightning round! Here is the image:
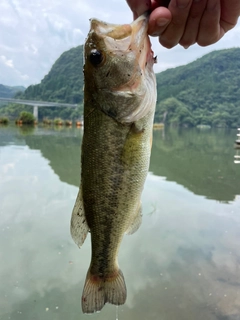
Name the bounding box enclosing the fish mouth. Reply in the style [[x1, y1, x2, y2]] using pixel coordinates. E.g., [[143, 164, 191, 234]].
[[85, 14, 156, 124], [89, 13, 154, 70], [129, 14, 154, 70]]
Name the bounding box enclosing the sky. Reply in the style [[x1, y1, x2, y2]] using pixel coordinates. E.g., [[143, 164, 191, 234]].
[[0, 0, 239, 87]]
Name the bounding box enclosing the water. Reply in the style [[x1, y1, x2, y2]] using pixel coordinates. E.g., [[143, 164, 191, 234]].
[[0, 125, 240, 320]]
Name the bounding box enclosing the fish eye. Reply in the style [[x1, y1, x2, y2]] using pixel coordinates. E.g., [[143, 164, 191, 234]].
[[89, 49, 103, 66]]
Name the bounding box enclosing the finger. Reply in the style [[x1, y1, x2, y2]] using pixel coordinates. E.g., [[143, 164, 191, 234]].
[[197, 0, 222, 46], [151, 0, 171, 10], [126, 0, 151, 19], [220, 0, 240, 33], [148, 7, 172, 36], [159, 0, 193, 48], [179, 0, 208, 48]]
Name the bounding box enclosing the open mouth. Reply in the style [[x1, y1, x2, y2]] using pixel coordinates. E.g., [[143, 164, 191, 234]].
[[89, 13, 154, 70]]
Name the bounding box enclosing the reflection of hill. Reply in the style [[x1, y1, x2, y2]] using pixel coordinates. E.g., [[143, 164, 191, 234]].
[[21, 127, 240, 202], [0, 126, 25, 146], [150, 128, 240, 202], [25, 128, 82, 187]]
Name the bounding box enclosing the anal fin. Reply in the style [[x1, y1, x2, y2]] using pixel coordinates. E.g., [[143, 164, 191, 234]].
[[70, 187, 89, 248], [125, 201, 142, 235]]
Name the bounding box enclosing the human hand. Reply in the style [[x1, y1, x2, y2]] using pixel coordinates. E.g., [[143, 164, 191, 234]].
[[126, 0, 240, 48]]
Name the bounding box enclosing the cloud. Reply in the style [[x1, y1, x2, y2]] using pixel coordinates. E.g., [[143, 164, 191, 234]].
[[0, 0, 133, 86], [0, 55, 14, 68], [0, 0, 239, 86], [0, 55, 30, 85]]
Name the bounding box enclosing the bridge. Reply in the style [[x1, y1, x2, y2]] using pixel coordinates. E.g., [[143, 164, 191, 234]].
[[0, 97, 77, 120]]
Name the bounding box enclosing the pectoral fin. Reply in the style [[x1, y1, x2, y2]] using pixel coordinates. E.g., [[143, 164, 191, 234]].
[[70, 187, 89, 248], [125, 202, 142, 235]]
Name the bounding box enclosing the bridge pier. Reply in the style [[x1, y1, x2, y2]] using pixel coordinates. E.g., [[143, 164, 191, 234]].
[[33, 105, 38, 121]]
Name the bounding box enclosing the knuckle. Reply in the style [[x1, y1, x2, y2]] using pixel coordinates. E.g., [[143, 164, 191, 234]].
[[197, 36, 217, 46], [159, 37, 176, 49], [220, 19, 237, 33], [197, 27, 220, 46], [179, 37, 195, 47]]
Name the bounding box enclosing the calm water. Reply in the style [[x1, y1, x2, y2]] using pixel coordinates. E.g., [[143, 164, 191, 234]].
[[0, 125, 240, 320]]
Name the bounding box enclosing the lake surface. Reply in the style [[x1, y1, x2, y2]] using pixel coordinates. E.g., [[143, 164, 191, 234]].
[[0, 125, 240, 320]]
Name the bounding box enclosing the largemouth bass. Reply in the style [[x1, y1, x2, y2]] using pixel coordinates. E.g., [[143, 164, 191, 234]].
[[70, 13, 156, 313]]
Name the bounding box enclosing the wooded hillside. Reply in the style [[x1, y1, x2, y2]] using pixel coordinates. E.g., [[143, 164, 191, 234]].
[[14, 46, 84, 120], [1, 46, 240, 127], [155, 48, 240, 128], [0, 84, 25, 98]]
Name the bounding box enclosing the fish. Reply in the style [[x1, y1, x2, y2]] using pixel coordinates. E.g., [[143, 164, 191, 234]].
[[70, 13, 157, 314]]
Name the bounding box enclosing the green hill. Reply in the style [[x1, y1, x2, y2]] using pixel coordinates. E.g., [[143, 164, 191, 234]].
[[22, 46, 83, 103], [14, 45, 84, 120], [155, 48, 240, 128], [1, 46, 240, 127], [0, 84, 25, 98]]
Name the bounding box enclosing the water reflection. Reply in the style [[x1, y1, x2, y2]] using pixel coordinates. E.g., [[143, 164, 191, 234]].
[[1, 126, 240, 202], [234, 149, 240, 164], [151, 128, 240, 202], [1, 126, 240, 320], [18, 125, 36, 136], [234, 129, 240, 164], [20, 126, 240, 202]]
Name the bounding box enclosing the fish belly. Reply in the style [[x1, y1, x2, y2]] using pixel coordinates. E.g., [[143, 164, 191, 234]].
[[70, 97, 153, 313]]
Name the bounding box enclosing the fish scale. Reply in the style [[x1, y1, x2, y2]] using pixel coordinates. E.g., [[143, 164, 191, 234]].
[[70, 13, 157, 314]]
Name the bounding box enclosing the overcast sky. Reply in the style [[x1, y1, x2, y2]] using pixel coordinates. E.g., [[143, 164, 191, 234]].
[[1, 0, 239, 87]]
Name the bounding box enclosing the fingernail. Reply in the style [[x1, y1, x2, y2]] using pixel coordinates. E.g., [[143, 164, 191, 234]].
[[183, 45, 189, 49], [176, 0, 191, 9], [156, 18, 169, 27]]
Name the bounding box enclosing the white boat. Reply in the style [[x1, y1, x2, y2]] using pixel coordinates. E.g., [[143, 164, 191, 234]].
[[235, 129, 240, 145]]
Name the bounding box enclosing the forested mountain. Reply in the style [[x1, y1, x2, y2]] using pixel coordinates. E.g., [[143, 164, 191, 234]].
[[0, 84, 25, 98], [13, 46, 84, 120], [1, 46, 240, 127], [20, 46, 83, 103], [155, 48, 240, 128]]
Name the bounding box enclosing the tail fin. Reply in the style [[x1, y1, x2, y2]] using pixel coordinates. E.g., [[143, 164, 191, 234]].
[[81, 269, 127, 313]]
